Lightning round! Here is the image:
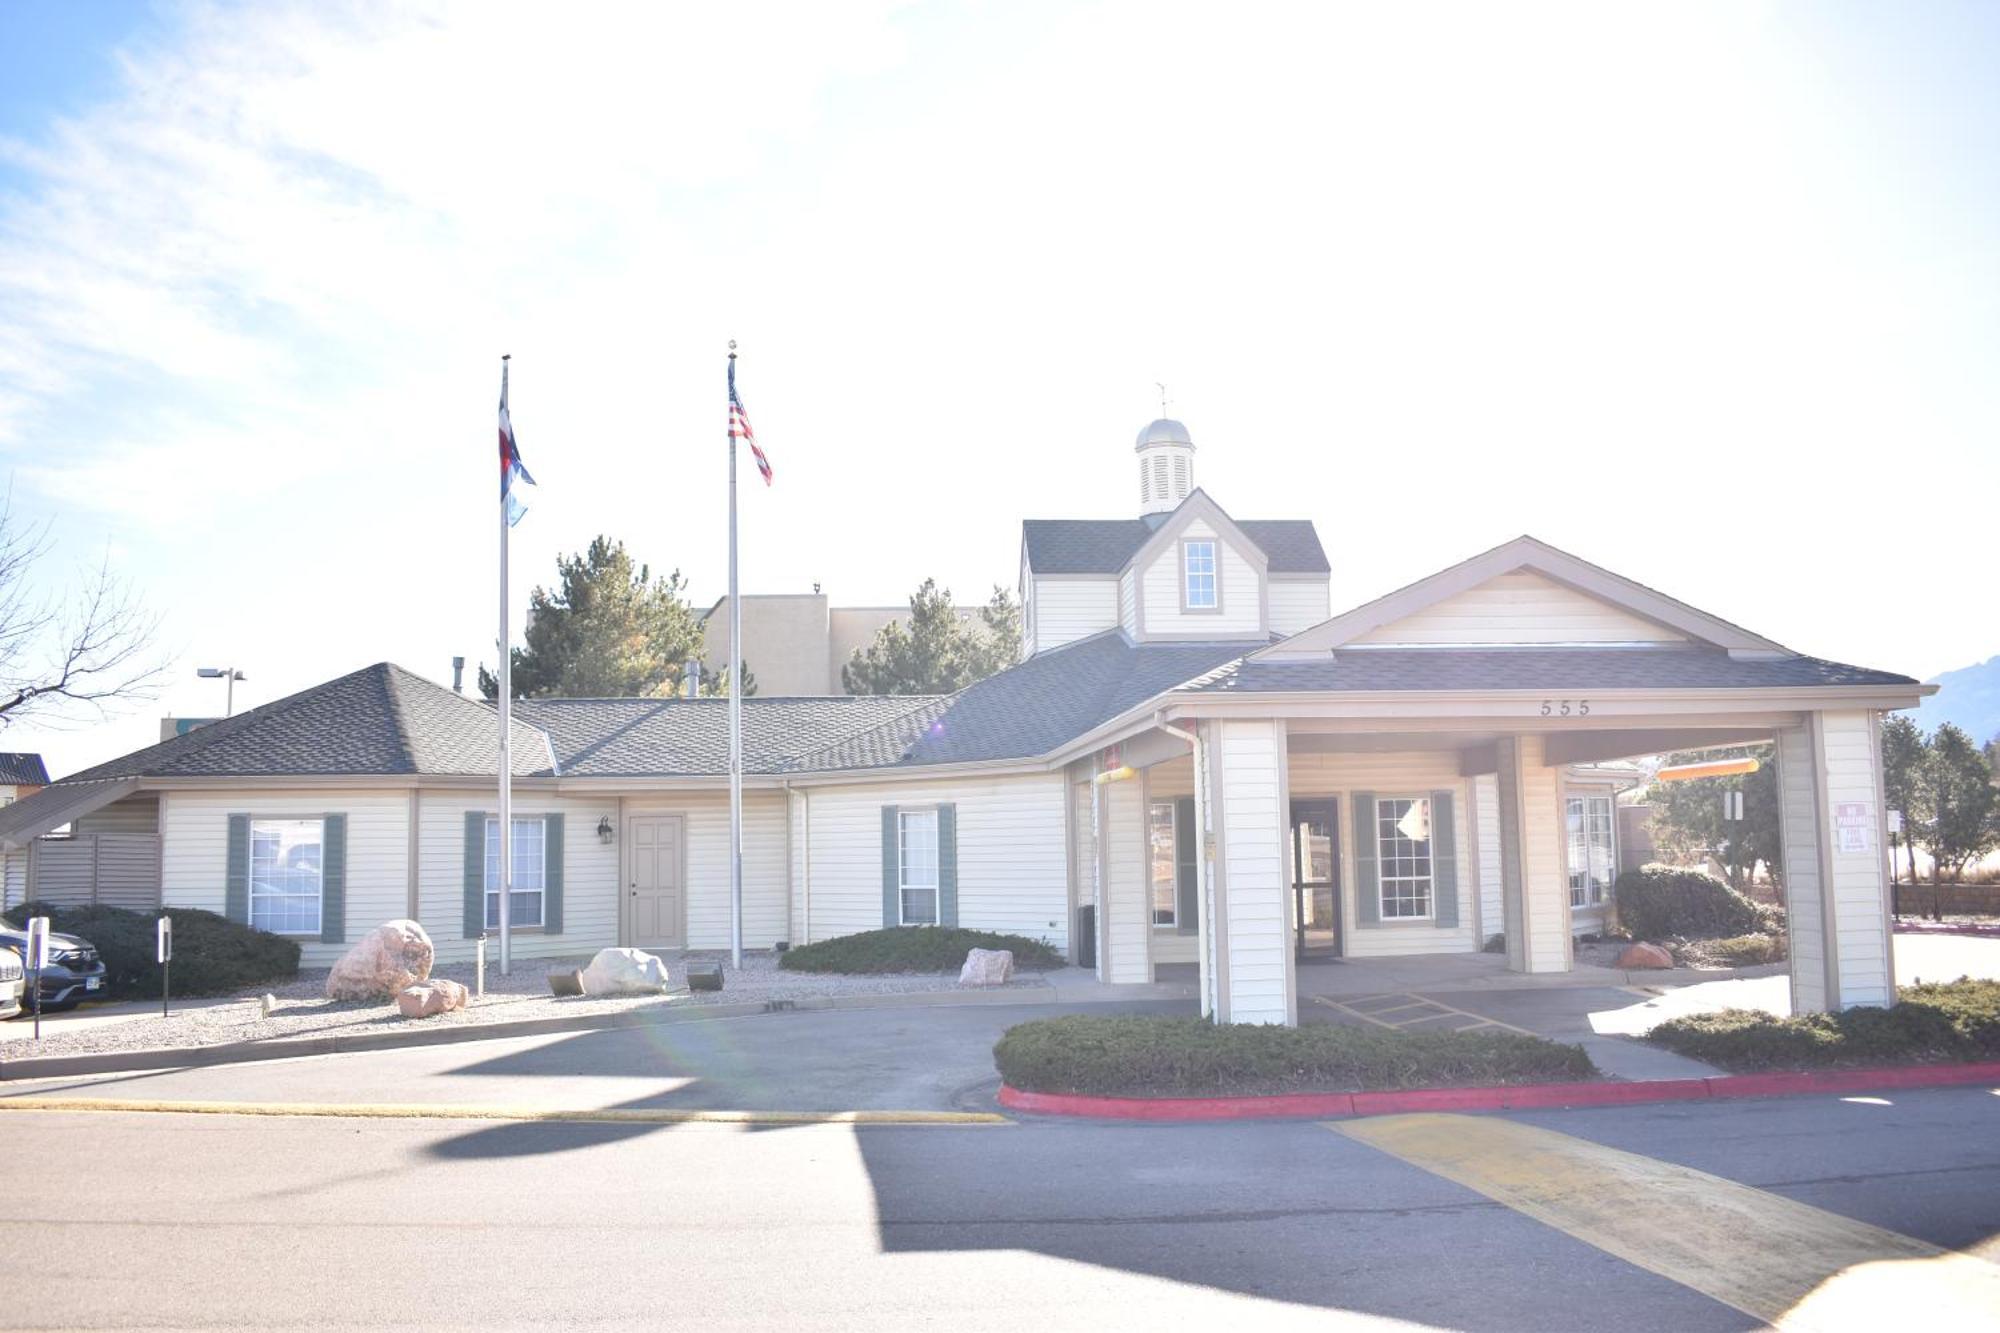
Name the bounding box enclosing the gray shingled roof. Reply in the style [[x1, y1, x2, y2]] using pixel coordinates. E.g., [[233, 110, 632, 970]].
[[789, 633, 1253, 771], [1185, 649, 1918, 695], [34, 641, 1919, 795], [0, 753, 49, 786], [514, 695, 940, 777], [1021, 517, 1330, 575], [62, 663, 556, 781]]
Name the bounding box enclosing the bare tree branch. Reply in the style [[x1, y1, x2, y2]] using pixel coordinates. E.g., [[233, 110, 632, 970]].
[[0, 498, 165, 730]]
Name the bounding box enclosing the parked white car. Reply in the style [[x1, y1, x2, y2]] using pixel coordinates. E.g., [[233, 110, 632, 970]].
[[0, 947, 22, 1021]]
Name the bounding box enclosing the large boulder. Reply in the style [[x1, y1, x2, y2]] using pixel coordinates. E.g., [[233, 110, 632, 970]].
[[579, 947, 670, 996], [959, 947, 1014, 987], [326, 920, 435, 1000], [395, 978, 469, 1019], [1617, 941, 1675, 970]]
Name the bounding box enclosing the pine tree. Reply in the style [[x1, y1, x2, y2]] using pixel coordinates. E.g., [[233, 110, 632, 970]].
[[842, 580, 1022, 695], [478, 536, 752, 700]]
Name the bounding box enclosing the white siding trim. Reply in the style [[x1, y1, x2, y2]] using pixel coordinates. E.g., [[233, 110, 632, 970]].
[[1216, 718, 1292, 1024], [1029, 579, 1119, 652], [1354, 571, 1690, 646], [803, 773, 1068, 950]]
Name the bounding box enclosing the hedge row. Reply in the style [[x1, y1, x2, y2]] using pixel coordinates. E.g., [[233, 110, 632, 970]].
[[779, 926, 1064, 974], [4, 903, 300, 1000], [1645, 979, 2000, 1070], [994, 1014, 1596, 1096]]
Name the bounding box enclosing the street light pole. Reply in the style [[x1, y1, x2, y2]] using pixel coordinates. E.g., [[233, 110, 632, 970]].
[[196, 667, 247, 716]]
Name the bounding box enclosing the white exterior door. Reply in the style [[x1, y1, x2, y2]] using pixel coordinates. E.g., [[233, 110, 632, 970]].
[[628, 815, 684, 949]]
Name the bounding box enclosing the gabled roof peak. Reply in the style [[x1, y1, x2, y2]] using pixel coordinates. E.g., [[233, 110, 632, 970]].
[[1258, 534, 1792, 660]]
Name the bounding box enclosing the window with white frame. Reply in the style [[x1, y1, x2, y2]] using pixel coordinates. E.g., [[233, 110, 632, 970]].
[[899, 808, 940, 925], [1567, 795, 1615, 908], [1183, 539, 1217, 609], [1148, 801, 1177, 926], [250, 818, 324, 935], [1376, 796, 1433, 920], [484, 816, 546, 929]]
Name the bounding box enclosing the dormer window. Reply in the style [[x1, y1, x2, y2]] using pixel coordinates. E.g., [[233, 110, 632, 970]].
[[1183, 539, 1218, 610]]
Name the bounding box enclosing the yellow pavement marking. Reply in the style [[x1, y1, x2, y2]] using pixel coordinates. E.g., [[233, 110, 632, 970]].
[[0, 1096, 1007, 1127], [1334, 1113, 2000, 1331]]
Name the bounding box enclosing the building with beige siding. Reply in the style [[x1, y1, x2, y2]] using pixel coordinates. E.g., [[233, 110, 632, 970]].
[[0, 418, 1931, 1024]]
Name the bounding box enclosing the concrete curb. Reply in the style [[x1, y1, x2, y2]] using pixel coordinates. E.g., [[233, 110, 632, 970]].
[[0, 981, 1065, 1083], [996, 1059, 2000, 1121]]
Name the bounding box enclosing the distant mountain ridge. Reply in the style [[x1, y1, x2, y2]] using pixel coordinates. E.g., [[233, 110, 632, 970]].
[[1911, 655, 2000, 744]]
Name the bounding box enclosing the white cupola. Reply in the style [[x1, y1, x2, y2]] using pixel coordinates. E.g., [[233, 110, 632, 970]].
[[1135, 417, 1195, 516]]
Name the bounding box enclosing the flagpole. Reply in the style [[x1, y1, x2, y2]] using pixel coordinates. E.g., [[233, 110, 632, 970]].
[[727, 341, 744, 971], [497, 354, 514, 976]]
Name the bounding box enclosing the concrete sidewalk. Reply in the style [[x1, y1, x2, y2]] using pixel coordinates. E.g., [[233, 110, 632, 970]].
[[0, 996, 243, 1044]]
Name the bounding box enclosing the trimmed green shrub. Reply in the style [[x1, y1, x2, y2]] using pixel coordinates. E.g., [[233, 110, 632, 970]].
[[1675, 932, 1787, 968], [5, 903, 301, 999], [1645, 978, 2000, 1070], [1612, 864, 1764, 941], [993, 1014, 1596, 1096], [779, 926, 1064, 974]]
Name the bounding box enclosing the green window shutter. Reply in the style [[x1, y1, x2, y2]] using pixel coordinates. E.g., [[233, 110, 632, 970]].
[[1175, 796, 1199, 934], [225, 814, 250, 925], [320, 814, 347, 944], [543, 813, 564, 935], [1353, 793, 1379, 927], [463, 811, 487, 938], [880, 806, 900, 928], [937, 804, 959, 927], [1430, 790, 1458, 928]]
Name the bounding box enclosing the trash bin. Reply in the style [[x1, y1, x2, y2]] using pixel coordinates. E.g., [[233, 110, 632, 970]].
[[1075, 905, 1096, 969]]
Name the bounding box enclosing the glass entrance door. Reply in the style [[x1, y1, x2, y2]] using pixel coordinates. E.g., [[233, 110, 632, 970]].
[[1290, 798, 1340, 958]]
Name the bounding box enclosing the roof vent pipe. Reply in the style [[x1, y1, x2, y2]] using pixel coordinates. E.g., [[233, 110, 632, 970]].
[[451, 656, 465, 694], [685, 659, 702, 698]]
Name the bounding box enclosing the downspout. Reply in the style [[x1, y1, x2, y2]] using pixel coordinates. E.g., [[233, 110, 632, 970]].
[[788, 781, 811, 946], [784, 772, 800, 948], [1156, 711, 1216, 1020]]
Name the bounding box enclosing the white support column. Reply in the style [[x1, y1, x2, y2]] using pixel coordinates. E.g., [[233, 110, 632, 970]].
[[1209, 717, 1295, 1025], [1495, 734, 1572, 974], [1100, 771, 1152, 984], [1775, 711, 1895, 1012]]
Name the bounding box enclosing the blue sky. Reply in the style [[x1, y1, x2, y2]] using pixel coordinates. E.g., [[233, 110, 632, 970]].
[[0, 0, 1995, 778]]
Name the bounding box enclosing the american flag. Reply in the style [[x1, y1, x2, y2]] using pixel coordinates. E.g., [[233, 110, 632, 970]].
[[728, 357, 772, 485], [498, 358, 535, 526]]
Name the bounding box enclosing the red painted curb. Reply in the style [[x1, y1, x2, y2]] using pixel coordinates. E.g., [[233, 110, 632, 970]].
[[997, 1060, 2000, 1122], [1499, 1077, 1712, 1110], [997, 1085, 1356, 1120]]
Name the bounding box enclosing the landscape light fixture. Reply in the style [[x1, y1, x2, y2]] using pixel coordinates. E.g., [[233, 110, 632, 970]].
[[195, 666, 247, 716]]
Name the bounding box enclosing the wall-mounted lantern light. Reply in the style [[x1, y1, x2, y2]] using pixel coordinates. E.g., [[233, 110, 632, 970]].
[[596, 816, 615, 844]]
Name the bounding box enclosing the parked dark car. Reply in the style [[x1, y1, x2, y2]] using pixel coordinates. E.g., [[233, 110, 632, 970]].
[[0, 925, 107, 1012]]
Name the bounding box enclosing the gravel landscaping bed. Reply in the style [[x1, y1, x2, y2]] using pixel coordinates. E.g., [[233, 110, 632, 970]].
[[5, 952, 1048, 1062]]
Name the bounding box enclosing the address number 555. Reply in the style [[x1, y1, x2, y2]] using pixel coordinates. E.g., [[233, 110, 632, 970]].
[[1540, 699, 1590, 716]]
